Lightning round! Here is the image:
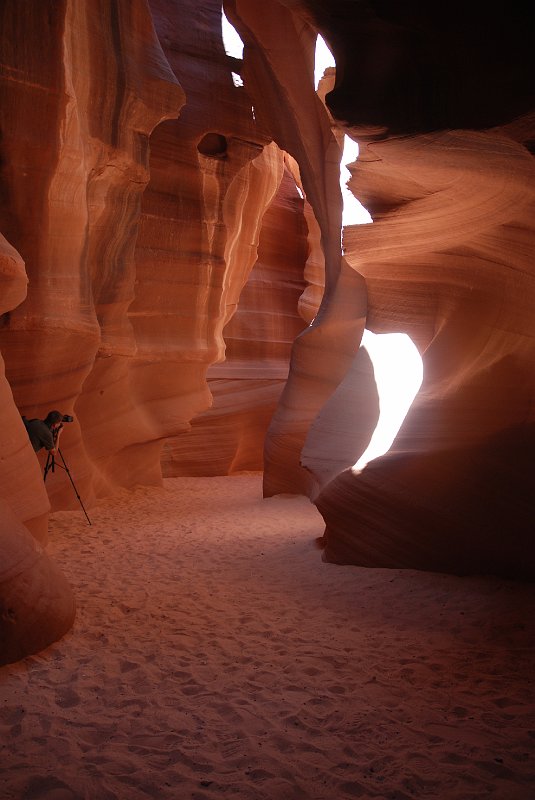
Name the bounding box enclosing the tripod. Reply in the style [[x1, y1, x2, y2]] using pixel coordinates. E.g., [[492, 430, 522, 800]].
[[44, 446, 92, 526]]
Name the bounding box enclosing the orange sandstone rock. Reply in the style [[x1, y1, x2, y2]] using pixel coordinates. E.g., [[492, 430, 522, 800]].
[[0, 0, 182, 660], [0, 500, 75, 666]]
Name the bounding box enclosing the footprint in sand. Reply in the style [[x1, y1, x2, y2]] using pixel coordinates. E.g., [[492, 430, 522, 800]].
[[55, 688, 81, 708], [22, 775, 78, 799]]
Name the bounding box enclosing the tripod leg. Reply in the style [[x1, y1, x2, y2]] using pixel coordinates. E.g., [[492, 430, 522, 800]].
[[43, 452, 55, 481], [56, 448, 92, 526]]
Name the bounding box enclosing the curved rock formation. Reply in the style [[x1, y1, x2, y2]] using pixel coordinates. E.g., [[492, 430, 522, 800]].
[[225, 0, 368, 498], [304, 4, 535, 579], [0, 0, 183, 660], [0, 500, 75, 666], [0, 0, 326, 659], [0, 233, 51, 543], [0, 0, 184, 510], [162, 165, 310, 476], [223, 1, 535, 578], [316, 424, 535, 581], [316, 123, 535, 578]]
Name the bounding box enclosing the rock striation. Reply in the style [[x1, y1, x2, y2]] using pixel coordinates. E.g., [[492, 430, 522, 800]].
[[293, 2, 535, 578], [0, 0, 186, 662], [161, 166, 310, 476]]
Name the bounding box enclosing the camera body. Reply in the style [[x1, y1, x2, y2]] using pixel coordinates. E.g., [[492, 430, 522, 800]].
[[62, 414, 74, 423]]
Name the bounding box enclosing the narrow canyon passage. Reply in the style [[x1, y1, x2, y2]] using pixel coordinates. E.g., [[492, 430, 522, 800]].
[[1, 475, 533, 800]]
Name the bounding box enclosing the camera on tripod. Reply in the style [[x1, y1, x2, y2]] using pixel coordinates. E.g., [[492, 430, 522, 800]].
[[42, 411, 91, 525], [52, 414, 73, 442]]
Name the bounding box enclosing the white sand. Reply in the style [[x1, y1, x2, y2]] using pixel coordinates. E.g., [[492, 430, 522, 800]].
[[1, 474, 534, 799]]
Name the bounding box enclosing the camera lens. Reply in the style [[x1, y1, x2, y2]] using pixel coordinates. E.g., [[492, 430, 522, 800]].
[[62, 415, 74, 423]]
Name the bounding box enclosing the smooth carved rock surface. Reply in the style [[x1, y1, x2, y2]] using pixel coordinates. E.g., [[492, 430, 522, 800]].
[[162, 167, 310, 476], [0, 0, 184, 513], [0, 0, 320, 660], [316, 125, 535, 578], [226, 0, 367, 498], [225, 1, 534, 575], [0, 0, 534, 663], [316, 425, 535, 581], [0, 0, 185, 661], [0, 499, 75, 666], [304, 4, 535, 578]]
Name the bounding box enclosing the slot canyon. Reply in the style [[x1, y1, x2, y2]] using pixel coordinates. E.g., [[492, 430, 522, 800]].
[[0, 3, 534, 795], [1, 0, 534, 662]]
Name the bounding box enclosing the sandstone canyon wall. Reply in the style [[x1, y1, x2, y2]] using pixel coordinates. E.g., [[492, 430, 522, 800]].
[[226, 0, 534, 581], [1, 0, 534, 663], [303, 3, 535, 580]]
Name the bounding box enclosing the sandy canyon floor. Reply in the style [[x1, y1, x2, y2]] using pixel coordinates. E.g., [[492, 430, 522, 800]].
[[1, 474, 534, 799]]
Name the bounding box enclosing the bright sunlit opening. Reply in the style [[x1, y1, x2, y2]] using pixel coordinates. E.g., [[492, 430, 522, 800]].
[[341, 135, 372, 228], [353, 330, 423, 471], [314, 37, 371, 229], [314, 34, 420, 465], [314, 34, 336, 90], [221, 9, 244, 59]]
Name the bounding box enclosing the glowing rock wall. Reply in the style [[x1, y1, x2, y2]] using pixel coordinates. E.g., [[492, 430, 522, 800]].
[[287, 2, 535, 579], [0, 0, 332, 663]]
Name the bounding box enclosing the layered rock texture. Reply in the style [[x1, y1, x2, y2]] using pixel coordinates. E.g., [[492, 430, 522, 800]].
[[1, 0, 533, 662]]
